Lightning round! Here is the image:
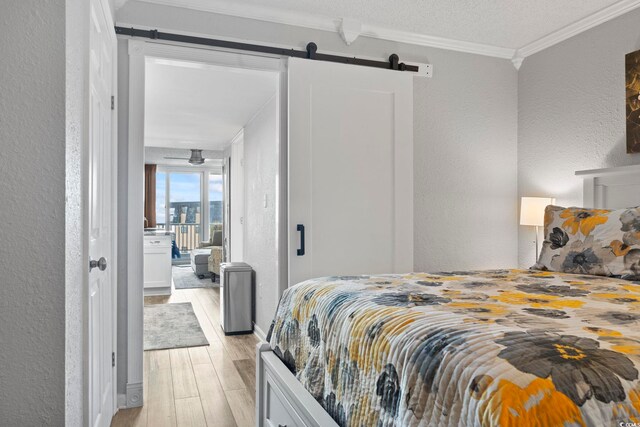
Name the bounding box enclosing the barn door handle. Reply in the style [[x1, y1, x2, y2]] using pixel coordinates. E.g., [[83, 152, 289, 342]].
[[296, 224, 305, 256]]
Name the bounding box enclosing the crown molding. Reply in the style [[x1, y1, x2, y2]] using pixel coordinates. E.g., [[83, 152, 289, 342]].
[[515, 0, 640, 62], [360, 25, 514, 59], [133, 0, 640, 69]]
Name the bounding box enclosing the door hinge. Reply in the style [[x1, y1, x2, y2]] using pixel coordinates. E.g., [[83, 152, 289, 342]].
[[112, 352, 116, 367], [111, 95, 115, 110]]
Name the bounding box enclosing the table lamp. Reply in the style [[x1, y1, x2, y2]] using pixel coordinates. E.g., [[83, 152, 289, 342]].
[[520, 196, 556, 260]]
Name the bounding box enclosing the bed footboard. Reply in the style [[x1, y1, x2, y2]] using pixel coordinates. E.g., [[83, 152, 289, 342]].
[[256, 343, 338, 427]]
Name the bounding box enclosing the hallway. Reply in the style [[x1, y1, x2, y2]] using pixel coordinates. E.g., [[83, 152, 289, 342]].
[[111, 287, 259, 427]]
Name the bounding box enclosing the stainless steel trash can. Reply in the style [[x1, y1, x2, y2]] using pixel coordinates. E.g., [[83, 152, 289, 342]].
[[220, 262, 253, 335]]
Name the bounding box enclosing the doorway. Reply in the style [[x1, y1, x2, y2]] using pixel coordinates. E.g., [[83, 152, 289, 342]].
[[120, 40, 287, 411]]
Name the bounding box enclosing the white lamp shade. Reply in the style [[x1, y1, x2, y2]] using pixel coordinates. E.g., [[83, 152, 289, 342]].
[[520, 197, 556, 226]]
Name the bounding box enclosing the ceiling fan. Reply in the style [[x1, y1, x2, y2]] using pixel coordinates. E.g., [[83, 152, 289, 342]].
[[164, 149, 213, 165]]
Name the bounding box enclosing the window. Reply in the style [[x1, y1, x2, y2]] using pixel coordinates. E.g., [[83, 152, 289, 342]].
[[154, 168, 222, 254], [209, 174, 223, 226], [169, 172, 202, 252], [155, 171, 166, 227]]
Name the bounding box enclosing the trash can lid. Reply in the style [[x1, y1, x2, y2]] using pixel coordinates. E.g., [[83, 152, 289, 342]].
[[220, 262, 252, 272]]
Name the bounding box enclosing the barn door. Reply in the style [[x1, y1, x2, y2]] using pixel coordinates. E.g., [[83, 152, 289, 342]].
[[288, 58, 413, 286]]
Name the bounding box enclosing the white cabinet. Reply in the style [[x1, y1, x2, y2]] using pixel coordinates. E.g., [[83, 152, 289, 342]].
[[144, 234, 172, 296]]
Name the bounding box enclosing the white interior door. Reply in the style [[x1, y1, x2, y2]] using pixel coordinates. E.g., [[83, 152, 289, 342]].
[[89, 0, 116, 425], [288, 57, 413, 286]]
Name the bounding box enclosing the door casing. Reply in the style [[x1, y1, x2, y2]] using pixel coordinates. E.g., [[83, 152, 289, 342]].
[[124, 40, 288, 406]]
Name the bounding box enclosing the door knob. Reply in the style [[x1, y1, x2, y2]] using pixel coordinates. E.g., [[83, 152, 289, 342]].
[[89, 257, 108, 272]]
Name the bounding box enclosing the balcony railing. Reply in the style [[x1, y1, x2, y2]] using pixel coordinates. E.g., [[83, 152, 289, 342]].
[[157, 223, 201, 252]]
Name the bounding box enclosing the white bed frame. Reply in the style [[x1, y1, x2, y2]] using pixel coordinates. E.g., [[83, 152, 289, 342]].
[[256, 343, 338, 427], [255, 164, 640, 427], [576, 164, 640, 209]]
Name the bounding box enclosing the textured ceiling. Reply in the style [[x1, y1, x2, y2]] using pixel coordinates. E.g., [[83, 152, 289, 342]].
[[134, 0, 623, 49], [144, 57, 278, 150], [234, 0, 621, 48]]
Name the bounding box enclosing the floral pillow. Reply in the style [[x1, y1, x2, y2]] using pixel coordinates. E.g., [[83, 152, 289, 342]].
[[533, 205, 640, 278]]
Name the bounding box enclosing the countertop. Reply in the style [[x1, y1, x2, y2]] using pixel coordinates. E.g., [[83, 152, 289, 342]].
[[143, 229, 173, 237]]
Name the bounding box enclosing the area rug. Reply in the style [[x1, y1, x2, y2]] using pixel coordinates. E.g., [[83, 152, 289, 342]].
[[144, 303, 209, 351], [172, 265, 219, 290]]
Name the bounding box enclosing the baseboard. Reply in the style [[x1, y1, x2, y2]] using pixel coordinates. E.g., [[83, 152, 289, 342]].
[[253, 322, 267, 343], [143, 287, 171, 297], [117, 393, 127, 409], [126, 381, 143, 408]]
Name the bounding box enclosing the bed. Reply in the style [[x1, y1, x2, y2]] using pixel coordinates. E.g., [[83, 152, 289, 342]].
[[256, 165, 640, 427]]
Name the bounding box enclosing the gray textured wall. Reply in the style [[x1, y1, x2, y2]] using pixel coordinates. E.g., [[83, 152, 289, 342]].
[[66, 0, 89, 423], [518, 9, 640, 268], [0, 1, 66, 424], [243, 95, 279, 334], [413, 52, 518, 271]]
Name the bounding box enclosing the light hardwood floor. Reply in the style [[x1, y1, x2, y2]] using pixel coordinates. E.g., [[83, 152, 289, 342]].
[[111, 287, 259, 427]]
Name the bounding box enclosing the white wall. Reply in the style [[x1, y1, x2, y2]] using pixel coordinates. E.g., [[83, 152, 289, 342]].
[[243, 95, 279, 334], [117, 0, 520, 275], [0, 1, 67, 424], [229, 133, 245, 262], [518, 9, 640, 267]]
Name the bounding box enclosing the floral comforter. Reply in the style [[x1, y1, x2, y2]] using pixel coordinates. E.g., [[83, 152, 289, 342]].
[[267, 269, 640, 426]]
